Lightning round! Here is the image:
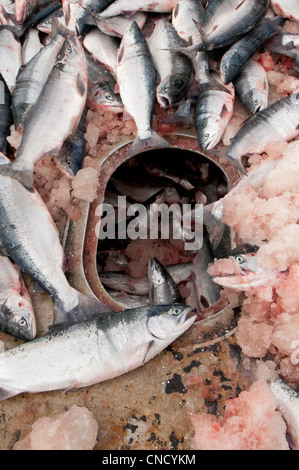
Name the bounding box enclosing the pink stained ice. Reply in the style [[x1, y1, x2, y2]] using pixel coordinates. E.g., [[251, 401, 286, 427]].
[[207, 139, 299, 381], [190, 381, 289, 450], [71, 167, 99, 203], [12, 405, 99, 450], [207, 257, 242, 277]]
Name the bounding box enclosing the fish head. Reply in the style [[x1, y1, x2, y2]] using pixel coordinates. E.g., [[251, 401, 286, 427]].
[[56, 145, 83, 177], [211, 244, 277, 290], [146, 304, 196, 342], [246, 89, 268, 114], [0, 294, 36, 340], [147, 258, 167, 289], [157, 75, 191, 109], [57, 32, 85, 70], [220, 53, 241, 84], [87, 84, 124, 113], [196, 116, 223, 150], [37, 8, 65, 34], [121, 20, 143, 47]]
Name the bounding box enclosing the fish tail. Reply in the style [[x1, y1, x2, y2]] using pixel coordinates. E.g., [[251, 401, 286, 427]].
[[210, 148, 247, 176], [264, 17, 286, 34], [75, 5, 99, 26], [52, 290, 113, 327], [225, 154, 247, 176], [203, 202, 226, 251], [203, 76, 233, 95], [127, 130, 170, 157], [51, 14, 75, 38], [0, 163, 34, 191], [162, 100, 195, 126]]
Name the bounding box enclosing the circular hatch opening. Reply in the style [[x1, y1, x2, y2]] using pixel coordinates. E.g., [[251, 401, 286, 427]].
[[95, 145, 232, 318]]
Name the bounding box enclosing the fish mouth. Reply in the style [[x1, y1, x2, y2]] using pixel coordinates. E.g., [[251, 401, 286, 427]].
[[178, 305, 197, 326], [90, 103, 124, 114], [20, 327, 36, 341], [157, 95, 172, 109], [204, 135, 221, 151], [212, 269, 277, 290], [253, 101, 267, 114]]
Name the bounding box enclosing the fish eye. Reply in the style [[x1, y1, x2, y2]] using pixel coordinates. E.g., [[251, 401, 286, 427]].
[[65, 46, 72, 53], [45, 18, 52, 24], [66, 159, 73, 168], [235, 255, 245, 264], [203, 133, 209, 141], [172, 307, 181, 315], [18, 317, 27, 327], [105, 93, 113, 101]]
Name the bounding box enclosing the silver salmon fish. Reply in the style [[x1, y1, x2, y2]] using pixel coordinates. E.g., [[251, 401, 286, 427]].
[[147, 17, 193, 109], [224, 91, 299, 173], [12, 19, 65, 131], [148, 258, 182, 305], [99, 0, 180, 18], [177, 0, 270, 54], [116, 21, 170, 157], [1, 30, 88, 190], [234, 59, 269, 114], [0, 173, 113, 327], [0, 304, 196, 402]]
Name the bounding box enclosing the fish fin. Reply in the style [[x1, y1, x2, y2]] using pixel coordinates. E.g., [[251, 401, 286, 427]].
[[127, 130, 170, 157], [63, 1, 71, 26], [76, 72, 86, 96], [192, 18, 206, 43], [17, 267, 25, 297], [264, 17, 286, 33], [162, 99, 195, 126], [142, 340, 154, 365], [179, 45, 202, 60], [52, 290, 113, 326], [0, 163, 34, 191], [74, 5, 97, 26], [0, 151, 10, 164], [220, 103, 228, 119], [0, 386, 19, 402], [199, 77, 232, 95], [160, 42, 203, 59]]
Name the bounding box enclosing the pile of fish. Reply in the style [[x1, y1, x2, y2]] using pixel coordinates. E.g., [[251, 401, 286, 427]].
[[97, 149, 227, 311], [0, 0, 297, 409]]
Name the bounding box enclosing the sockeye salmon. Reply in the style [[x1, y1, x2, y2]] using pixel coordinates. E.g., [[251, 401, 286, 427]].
[[0, 30, 88, 190], [0, 173, 113, 327], [0, 304, 196, 402], [116, 21, 170, 157]]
